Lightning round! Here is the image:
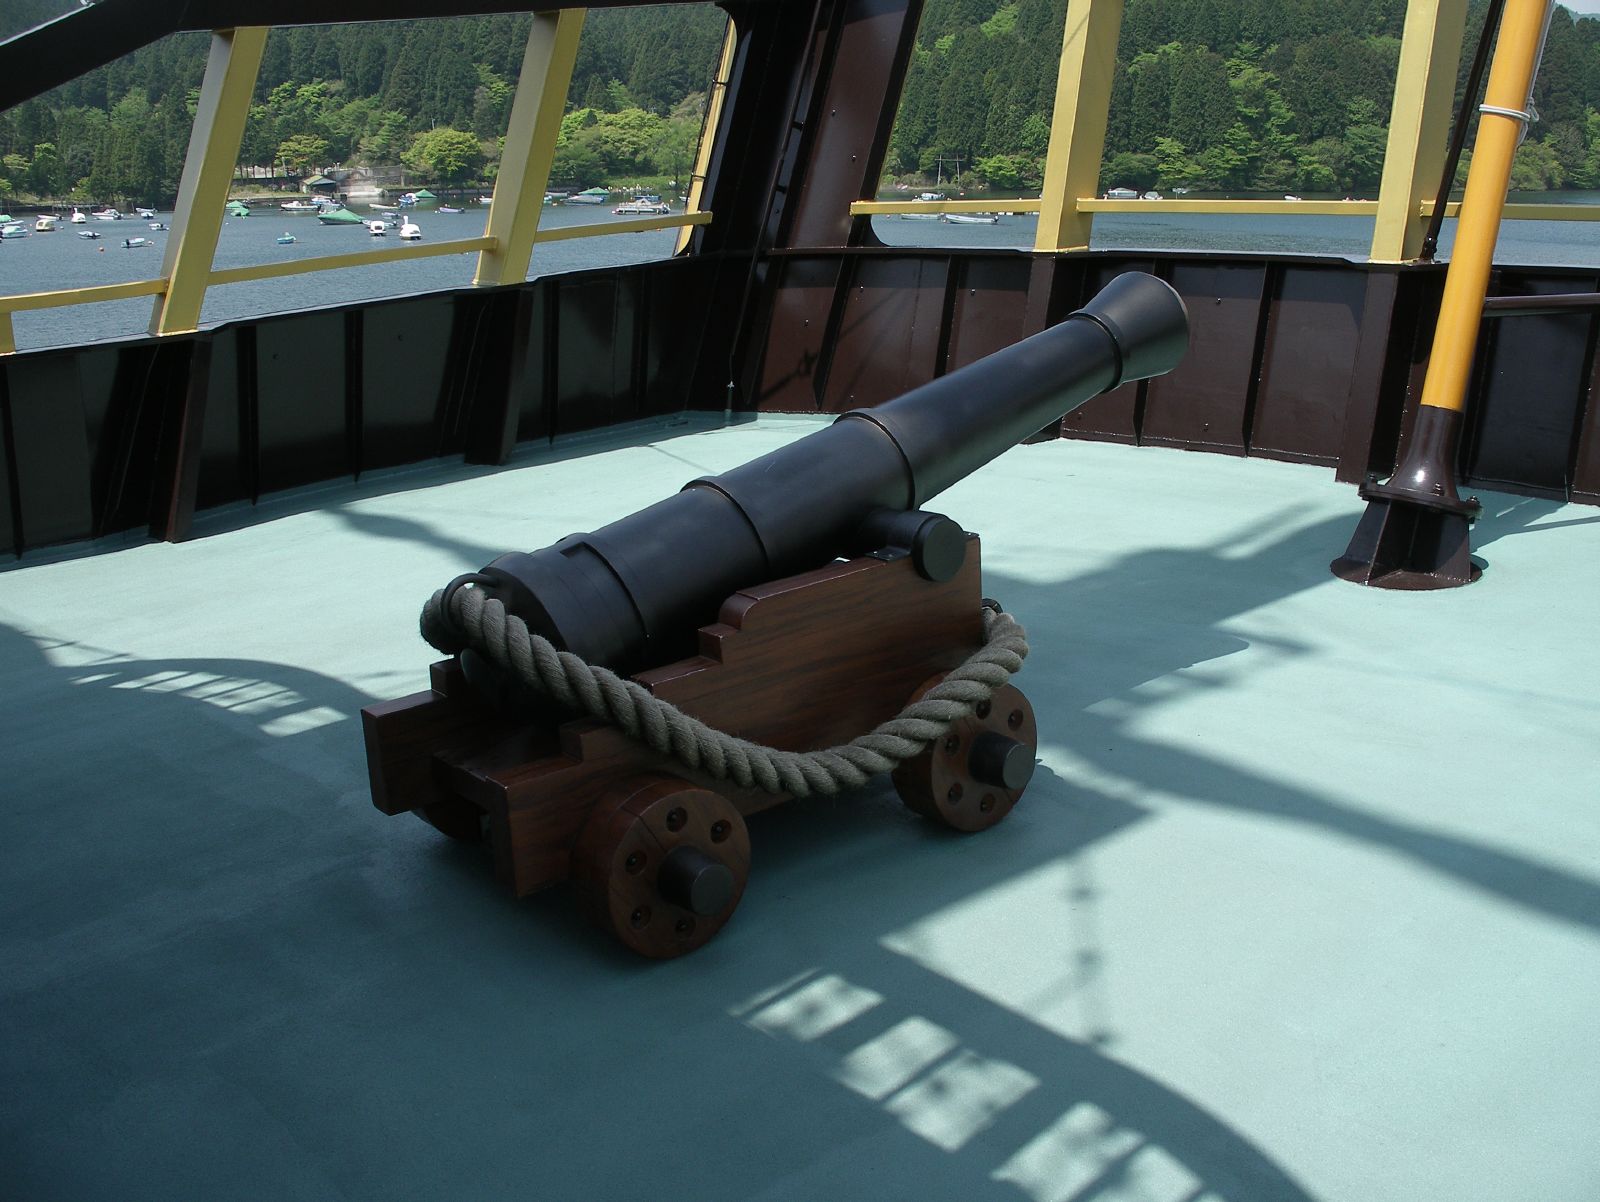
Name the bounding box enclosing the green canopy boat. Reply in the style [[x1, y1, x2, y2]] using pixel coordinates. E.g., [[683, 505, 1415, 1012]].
[[315, 206, 364, 225]]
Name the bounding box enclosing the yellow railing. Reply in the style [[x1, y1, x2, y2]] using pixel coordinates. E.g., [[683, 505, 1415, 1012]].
[[853, 196, 1600, 221], [0, 212, 713, 356]]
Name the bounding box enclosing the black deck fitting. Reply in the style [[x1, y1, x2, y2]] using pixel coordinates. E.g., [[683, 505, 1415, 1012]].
[[1331, 405, 1482, 590]]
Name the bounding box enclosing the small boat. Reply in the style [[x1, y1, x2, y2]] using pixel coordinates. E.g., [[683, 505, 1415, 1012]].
[[565, 187, 610, 205], [1283, 194, 1304, 202], [276, 232, 297, 244], [438, 205, 463, 214], [77, 229, 101, 239], [225, 200, 250, 218], [367, 203, 400, 215], [280, 200, 320, 214], [900, 193, 946, 220], [942, 212, 998, 225], [121, 236, 151, 248], [134, 207, 156, 218], [68, 207, 86, 223], [398, 220, 421, 240], [317, 206, 365, 225], [366, 219, 388, 236], [612, 198, 671, 215], [1, 221, 29, 239], [1141, 190, 1163, 200], [1104, 186, 1138, 199], [148, 221, 168, 231], [91, 207, 122, 221], [35, 214, 58, 232]]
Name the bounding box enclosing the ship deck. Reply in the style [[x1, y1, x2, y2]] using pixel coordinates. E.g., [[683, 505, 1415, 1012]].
[[3, 415, 1597, 1202]]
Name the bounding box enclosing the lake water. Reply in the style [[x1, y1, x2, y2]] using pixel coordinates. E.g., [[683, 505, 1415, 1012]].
[[5, 192, 1600, 353]]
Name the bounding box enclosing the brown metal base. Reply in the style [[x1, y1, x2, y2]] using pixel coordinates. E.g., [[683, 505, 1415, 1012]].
[[1330, 496, 1481, 590]]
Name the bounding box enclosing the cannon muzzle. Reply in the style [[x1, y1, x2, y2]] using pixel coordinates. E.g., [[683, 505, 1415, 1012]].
[[469, 271, 1187, 675]]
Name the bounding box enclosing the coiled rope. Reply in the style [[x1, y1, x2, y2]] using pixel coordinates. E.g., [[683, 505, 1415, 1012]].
[[421, 580, 1028, 797]]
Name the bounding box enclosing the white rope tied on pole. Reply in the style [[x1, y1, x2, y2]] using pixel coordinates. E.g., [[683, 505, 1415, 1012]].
[[419, 580, 1029, 798]]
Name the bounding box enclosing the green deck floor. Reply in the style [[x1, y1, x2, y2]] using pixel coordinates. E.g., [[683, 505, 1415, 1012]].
[[3, 415, 1598, 1201]]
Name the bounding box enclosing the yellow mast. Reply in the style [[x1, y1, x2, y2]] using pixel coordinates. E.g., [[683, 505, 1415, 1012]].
[[1333, 0, 1555, 589]]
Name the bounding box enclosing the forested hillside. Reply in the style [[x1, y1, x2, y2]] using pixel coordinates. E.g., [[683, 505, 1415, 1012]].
[[890, 0, 1600, 193], [0, 7, 724, 205], [4, 0, 1600, 205]]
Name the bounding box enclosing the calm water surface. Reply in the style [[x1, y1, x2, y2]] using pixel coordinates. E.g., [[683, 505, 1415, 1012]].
[[5, 191, 1600, 353]]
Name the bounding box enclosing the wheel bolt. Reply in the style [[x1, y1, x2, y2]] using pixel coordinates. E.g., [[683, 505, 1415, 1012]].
[[1008, 709, 1024, 730], [710, 820, 731, 843], [944, 735, 960, 754], [625, 851, 646, 874], [980, 794, 996, 813], [947, 783, 963, 804], [976, 700, 991, 719], [675, 917, 695, 936], [630, 905, 652, 929], [666, 807, 687, 832]]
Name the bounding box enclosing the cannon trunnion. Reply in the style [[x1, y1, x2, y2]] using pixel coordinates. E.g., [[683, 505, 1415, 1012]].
[[361, 272, 1188, 958]]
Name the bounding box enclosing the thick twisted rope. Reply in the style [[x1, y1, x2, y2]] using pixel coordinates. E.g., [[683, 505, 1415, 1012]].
[[420, 581, 1028, 797]]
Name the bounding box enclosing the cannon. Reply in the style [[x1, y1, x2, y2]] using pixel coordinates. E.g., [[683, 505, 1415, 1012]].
[[363, 271, 1189, 957]]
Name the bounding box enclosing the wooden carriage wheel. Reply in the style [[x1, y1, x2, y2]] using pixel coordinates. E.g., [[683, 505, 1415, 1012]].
[[571, 776, 751, 958], [892, 678, 1037, 832]]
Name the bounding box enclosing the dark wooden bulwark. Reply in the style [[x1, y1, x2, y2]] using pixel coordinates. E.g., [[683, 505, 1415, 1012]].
[[6, 249, 1600, 559], [0, 258, 721, 557], [821, 256, 950, 411], [1465, 269, 1600, 501]]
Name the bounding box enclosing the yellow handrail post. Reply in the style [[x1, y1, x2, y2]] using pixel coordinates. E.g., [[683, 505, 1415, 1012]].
[[677, 19, 737, 255], [475, 10, 586, 287], [1370, 0, 1470, 263], [149, 26, 268, 336], [1034, 0, 1124, 254], [1334, 0, 1556, 589]]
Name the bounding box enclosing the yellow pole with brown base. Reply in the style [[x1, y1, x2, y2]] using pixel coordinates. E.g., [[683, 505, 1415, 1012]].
[[1333, 0, 1555, 589]]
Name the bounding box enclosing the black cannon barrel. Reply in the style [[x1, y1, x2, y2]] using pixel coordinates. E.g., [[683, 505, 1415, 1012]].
[[472, 271, 1188, 674]]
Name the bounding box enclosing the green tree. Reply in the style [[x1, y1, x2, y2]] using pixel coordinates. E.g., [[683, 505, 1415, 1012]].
[[1101, 151, 1159, 190], [363, 110, 411, 163], [277, 133, 329, 175], [582, 107, 664, 173], [1343, 98, 1388, 191], [978, 153, 1030, 189], [27, 142, 61, 196], [402, 127, 483, 184], [1511, 139, 1565, 190]]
